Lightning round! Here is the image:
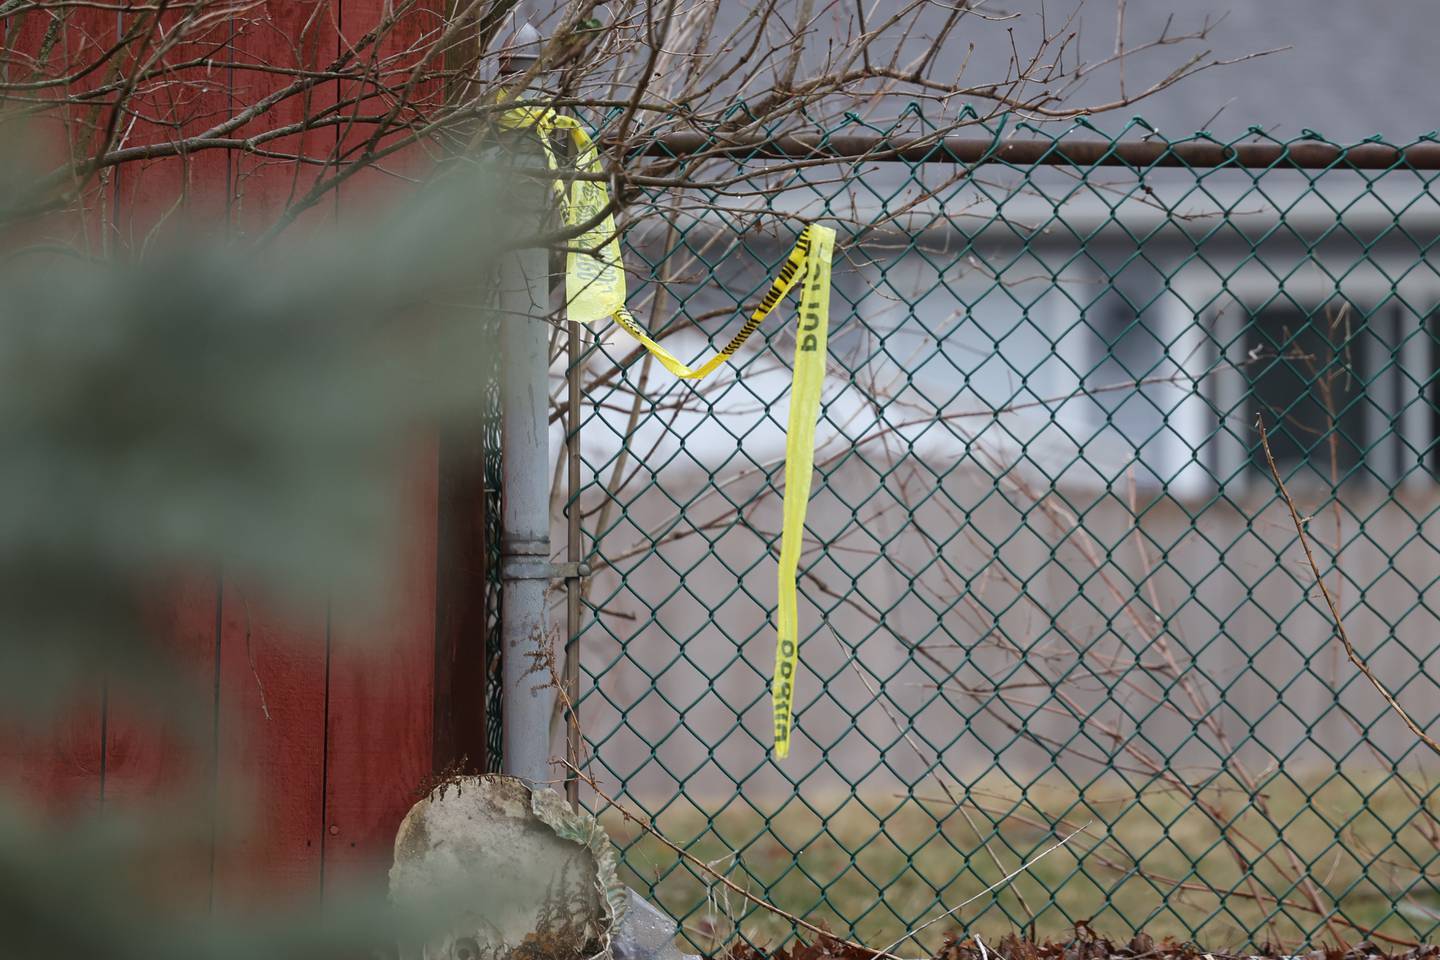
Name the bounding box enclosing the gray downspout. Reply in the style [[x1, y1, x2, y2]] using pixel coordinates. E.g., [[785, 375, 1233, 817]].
[[497, 20, 555, 787]]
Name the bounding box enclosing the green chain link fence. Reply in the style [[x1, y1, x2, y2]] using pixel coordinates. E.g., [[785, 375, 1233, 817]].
[[567, 112, 1440, 953]]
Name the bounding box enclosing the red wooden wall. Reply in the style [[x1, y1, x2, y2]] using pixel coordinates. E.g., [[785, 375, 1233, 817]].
[[0, 0, 483, 905]]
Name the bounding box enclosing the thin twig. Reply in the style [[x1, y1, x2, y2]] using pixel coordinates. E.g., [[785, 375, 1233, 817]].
[[1257, 415, 1440, 757], [877, 823, 1091, 956]]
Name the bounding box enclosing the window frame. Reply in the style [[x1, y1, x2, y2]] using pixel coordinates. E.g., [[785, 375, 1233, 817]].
[[1169, 259, 1439, 492]]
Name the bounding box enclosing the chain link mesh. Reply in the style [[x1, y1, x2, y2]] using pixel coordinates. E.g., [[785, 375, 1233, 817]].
[[569, 113, 1440, 952], [480, 311, 506, 775]]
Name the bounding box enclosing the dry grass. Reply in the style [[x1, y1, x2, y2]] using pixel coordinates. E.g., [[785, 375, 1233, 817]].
[[599, 771, 1440, 955]]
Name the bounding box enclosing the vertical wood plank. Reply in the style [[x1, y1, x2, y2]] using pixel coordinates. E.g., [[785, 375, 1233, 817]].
[[99, 577, 219, 810], [209, 0, 341, 908], [322, 437, 440, 882], [98, 576, 220, 908], [213, 584, 329, 906], [318, 0, 447, 888], [95, 0, 232, 908], [3, 5, 127, 256], [229, 0, 342, 240], [0, 2, 141, 819], [0, 709, 104, 814], [110, 8, 233, 246], [331, 0, 448, 201], [434, 430, 492, 775]]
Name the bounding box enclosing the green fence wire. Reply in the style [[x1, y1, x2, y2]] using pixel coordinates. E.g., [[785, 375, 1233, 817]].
[[569, 113, 1440, 953]]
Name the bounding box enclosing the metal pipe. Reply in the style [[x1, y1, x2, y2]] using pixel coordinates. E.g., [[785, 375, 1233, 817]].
[[498, 263, 554, 789], [498, 250, 553, 787], [564, 320, 582, 807], [624, 132, 1440, 171], [498, 26, 554, 787]]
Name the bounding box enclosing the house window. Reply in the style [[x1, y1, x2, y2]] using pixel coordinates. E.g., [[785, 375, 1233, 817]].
[[1241, 299, 1398, 485], [869, 251, 1087, 468], [1072, 272, 1212, 495]]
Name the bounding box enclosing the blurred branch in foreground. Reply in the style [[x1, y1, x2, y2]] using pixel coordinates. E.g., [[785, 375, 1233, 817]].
[[0, 126, 520, 957]]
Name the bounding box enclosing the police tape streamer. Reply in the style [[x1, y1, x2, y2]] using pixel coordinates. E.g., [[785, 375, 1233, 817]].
[[500, 105, 834, 757]]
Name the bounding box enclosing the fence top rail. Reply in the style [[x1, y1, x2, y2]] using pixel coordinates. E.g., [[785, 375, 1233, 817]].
[[624, 132, 1440, 171]]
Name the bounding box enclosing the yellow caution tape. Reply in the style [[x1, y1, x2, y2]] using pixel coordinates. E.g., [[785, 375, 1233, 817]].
[[499, 104, 834, 758], [771, 224, 832, 759]]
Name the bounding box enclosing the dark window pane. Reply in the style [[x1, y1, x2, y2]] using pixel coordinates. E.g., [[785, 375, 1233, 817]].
[[1245, 303, 1368, 481]]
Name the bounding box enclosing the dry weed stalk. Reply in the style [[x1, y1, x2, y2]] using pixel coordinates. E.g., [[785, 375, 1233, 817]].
[[563, 760, 904, 960], [1256, 416, 1440, 759]]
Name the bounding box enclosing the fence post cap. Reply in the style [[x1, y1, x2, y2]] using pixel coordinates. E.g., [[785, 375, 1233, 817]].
[[498, 20, 543, 75]]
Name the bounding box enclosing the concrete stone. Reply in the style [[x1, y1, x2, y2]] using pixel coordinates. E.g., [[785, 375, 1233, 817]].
[[389, 776, 607, 960]]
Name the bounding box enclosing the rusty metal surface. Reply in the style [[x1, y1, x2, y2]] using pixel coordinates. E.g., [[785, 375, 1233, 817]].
[[623, 132, 1440, 170]]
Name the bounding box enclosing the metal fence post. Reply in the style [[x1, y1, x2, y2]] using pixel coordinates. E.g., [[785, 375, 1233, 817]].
[[497, 21, 555, 787], [564, 291, 583, 806]]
